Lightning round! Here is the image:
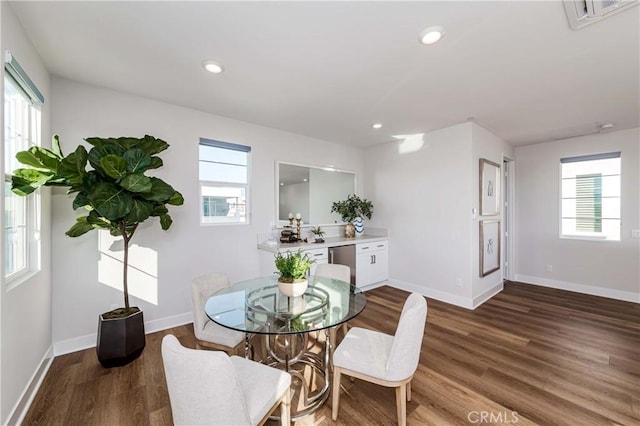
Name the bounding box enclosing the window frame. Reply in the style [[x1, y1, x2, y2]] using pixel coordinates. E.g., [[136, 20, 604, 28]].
[[3, 72, 42, 285], [198, 138, 251, 226], [559, 151, 621, 242]]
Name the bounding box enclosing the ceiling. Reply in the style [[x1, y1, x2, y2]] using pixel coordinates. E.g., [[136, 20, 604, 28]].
[[8, 1, 640, 148]]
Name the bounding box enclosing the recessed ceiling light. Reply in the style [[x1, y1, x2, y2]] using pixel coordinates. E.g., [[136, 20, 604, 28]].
[[372, 123, 383, 129], [280, 182, 284, 186], [203, 60, 224, 74], [419, 26, 445, 45], [303, 178, 308, 182], [600, 123, 614, 130]]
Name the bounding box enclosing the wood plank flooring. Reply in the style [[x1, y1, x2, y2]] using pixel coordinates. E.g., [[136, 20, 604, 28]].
[[23, 281, 640, 425]]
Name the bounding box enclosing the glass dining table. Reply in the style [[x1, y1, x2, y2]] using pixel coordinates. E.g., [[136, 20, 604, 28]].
[[205, 274, 367, 420]]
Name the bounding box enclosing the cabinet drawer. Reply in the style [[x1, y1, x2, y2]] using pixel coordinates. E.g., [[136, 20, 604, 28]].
[[301, 247, 328, 260], [356, 241, 387, 253]]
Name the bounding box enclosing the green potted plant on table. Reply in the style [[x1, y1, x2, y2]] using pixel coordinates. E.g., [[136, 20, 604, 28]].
[[274, 250, 315, 297], [331, 194, 373, 238], [11, 134, 183, 367]]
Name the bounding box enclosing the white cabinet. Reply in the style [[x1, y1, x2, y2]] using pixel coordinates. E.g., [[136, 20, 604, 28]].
[[258, 246, 328, 276], [355, 240, 388, 286]]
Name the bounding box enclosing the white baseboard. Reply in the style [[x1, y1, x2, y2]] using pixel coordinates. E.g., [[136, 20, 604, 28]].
[[6, 346, 54, 426], [53, 311, 193, 356], [515, 274, 640, 303], [387, 279, 475, 309], [473, 282, 504, 309], [360, 280, 388, 292]]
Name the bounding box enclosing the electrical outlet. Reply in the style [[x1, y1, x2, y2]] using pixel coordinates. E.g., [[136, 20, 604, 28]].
[[456, 278, 462, 287], [546, 265, 553, 272], [632, 229, 640, 238]]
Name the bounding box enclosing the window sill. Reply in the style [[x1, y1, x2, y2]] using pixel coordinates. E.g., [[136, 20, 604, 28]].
[[560, 234, 619, 242], [6, 269, 41, 292]]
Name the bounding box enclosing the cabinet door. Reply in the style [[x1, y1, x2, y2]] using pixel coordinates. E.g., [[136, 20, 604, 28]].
[[356, 251, 374, 286], [370, 243, 389, 283]]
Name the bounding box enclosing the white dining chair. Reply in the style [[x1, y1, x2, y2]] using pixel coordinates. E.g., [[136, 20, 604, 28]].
[[191, 273, 244, 354], [162, 334, 291, 426], [331, 293, 427, 426], [314, 263, 351, 355]]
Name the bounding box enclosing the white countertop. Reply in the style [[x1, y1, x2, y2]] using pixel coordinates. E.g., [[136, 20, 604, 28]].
[[257, 234, 388, 253]]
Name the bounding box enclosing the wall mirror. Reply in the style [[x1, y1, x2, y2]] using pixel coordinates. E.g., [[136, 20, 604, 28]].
[[276, 162, 356, 226]]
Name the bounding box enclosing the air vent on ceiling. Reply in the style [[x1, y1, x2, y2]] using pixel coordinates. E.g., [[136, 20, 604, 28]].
[[563, 0, 639, 29]]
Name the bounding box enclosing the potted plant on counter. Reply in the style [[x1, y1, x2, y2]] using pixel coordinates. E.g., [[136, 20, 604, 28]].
[[274, 250, 315, 297], [331, 194, 373, 238], [11, 134, 183, 367], [310, 226, 325, 243]]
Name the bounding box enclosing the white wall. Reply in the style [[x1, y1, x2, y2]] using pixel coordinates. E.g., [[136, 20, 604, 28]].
[[471, 124, 514, 303], [364, 123, 476, 306], [50, 77, 364, 353], [515, 128, 640, 302], [1, 3, 53, 424], [363, 122, 513, 308]]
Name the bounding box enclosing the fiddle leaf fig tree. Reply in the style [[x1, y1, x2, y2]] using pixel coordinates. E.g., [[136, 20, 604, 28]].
[[11, 135, 184, 314]]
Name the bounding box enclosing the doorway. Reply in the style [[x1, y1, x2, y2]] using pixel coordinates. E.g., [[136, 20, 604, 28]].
[[503, 157, 515, 281]]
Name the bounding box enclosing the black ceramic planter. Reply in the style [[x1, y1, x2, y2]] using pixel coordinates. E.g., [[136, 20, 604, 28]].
[[96, 308, 146, 368]]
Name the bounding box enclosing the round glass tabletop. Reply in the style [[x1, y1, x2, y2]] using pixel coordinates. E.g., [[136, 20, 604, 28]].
[[205, 275, 367, 335]]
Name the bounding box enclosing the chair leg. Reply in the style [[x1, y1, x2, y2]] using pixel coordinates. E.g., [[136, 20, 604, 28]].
[[407, 380, 412, 402], [395, 384, 407, 426], [330, 327, 337, 363], [332, 368, 342, 421], [280, 388, 291, 426]]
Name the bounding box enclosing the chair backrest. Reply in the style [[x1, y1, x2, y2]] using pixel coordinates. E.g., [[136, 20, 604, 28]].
[[191, 273, 231, 335], [161, 334, 251, 425], [315, 263, 351, 283], [385, 293, 428, 382]]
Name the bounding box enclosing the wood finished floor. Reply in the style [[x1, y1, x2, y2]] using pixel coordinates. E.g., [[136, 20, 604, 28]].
[[23, 281, 640, 425]]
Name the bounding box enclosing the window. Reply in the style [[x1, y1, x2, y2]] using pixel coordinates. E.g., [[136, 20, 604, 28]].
[[561, 152, 621, 241], [4, 74, 42, 281], [199, 138, 250, 225]]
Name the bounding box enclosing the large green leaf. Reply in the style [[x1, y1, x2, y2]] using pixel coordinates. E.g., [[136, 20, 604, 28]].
[[88, 144, 125, 174], [15, 151, 47, 169], [123, 149, 151, 173], [87, 182, 134, 221], [168, 191, 184, 206], [11, 175, 39, 196], [86, 211, 113, 229], [119, 173, 152, 193], [100, 154, 127, 179], [139, 177, 176, 202], [65, 217, 95, 237], [125, 199, 154, 223], [57, 145, 88, 183], [137, 135, 169, 155], [159, 213, 173, 230], [150, 205, 168, 217], [148, 156, 163, 169], [72, 193, 91, 210], [28, 146, 61, 170], [13, 168, 54, 186]]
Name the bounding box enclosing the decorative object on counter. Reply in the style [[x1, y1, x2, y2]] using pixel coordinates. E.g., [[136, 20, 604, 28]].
[[274, 250, 315, 297], [310, 226, 325, 243], [288, 212, 294, 226], [11, 134, 184, 367], [280, 226, 298, 243], [295, 214, 302, 240], [331, 194, 373, 238], [353, 217, 364, 236]]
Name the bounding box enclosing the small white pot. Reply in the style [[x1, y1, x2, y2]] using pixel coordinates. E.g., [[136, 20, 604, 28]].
[[278, 278, 308, 297]]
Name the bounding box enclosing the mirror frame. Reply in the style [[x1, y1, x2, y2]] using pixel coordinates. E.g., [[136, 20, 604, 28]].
[[275, 161, 357, 227]]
